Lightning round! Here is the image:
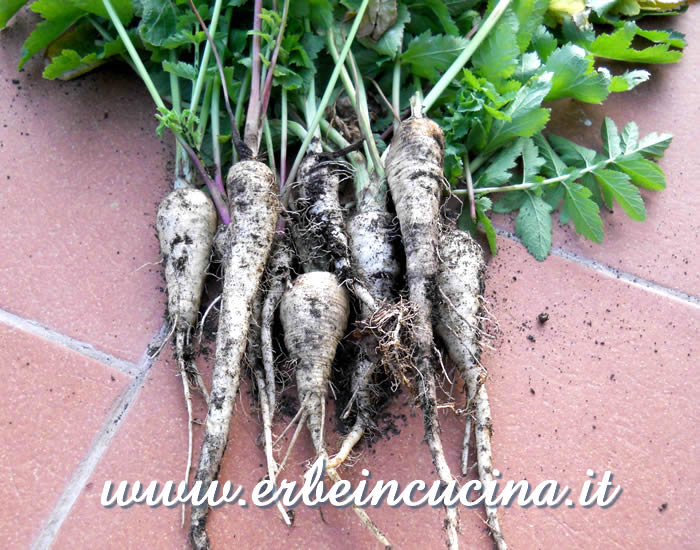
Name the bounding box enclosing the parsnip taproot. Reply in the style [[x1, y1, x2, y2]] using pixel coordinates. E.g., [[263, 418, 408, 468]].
[[385, 103, 461, 549], [156, 187, 217, 525], [190, 159, 279, 550], [436, 228, 506, 550]]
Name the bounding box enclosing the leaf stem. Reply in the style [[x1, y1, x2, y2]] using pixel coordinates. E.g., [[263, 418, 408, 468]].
[[392, 57, 401, 132], [455, 157, 616, 196], [260, 0, 290, 123], [286, 0, 371, 185], [264, 118, 276, 174], [168, 50, 187, 187], [101, 0, 165, 110], [345, 45, 384, 177], [280, 88, 288, 189], [189, 0, 224, 116], [327, 28, 358, 110], [422, 0, 512, 112], [244, 0, 264, 153]]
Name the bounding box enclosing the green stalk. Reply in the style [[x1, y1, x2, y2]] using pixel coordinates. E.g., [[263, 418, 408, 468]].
[[287, 120, 308, 142], [263, 118, 276, 174], [211, 77, 222, 174], [88, 15, 136, 73], [422, 0, 512, 112], [455, 157, 618, 196], [346, 48, 384, 178], [169, 50, 186, 186], [235, 69, 251, 131], [469, 153, 488, 174], [287, 0, 371, 185], [392, 57, 401, 131], [196, 79, 214, 150], [232, 68, 251, 163], [280, 87, 288, 187], [319, 118, 350, 151], [413, 74, 422, 102], [101, 0, 165, 109], [327, 28, 358, 110], [318, 121, 380, 209], [190, 0, 224, 116]]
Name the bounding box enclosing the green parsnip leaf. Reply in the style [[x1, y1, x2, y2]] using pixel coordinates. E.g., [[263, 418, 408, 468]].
[[531, 25, 558, 62], [534, 132, 569, 177], [512, 0, 549, 51], [601, 117, 622, 158], [476, 140, 522, 187], [0, 0, 27, 27], [358, 3, 409, 57], [521, 137, 545, 182], [138, 0, 178, 47], [593, 168, 646, 220], [636, 132, 673, 157], [162, 60, 198, 81], [544, 44, 610, 103], [548, 134, 596, 167], [616, 156, 667, 189], [423, 0, 459, 35], [563, 182, 604, 243], [493, 191, 526, 213], [476, 197, 498, 255], [620, 121, 639, 153], [480, 72, 552, 155], [587, 21, 684, 64], [42, 49, 100, 79], [516, 191, 552, 260], [400, 31, 469, 81], [20, 1, 84, 68], [472, 9, 520, 83], [609, 70, 650, 93]]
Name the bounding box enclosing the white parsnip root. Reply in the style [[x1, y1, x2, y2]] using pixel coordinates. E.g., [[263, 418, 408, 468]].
[[280, 271, 349, 454], [385, 104, 461, 550], [328, 199, 400, 469], [190, 159, 279, 550], [156, 187, 217, 526], [279, 271, 391, 548], [436, 228, 506, 550]]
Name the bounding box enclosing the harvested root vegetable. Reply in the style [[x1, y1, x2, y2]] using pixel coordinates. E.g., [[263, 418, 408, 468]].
[[156, 187, 217, 523], [435, 228, 506, 550], [157, 187, 217, 396], [290, 141, 353, 279], [280, 271, 350, 453], [290, 142, 378, 311], [347, 208, 400, 307], [385, 103, 461, 549], [261, 234, 294, 414], [190, 159, 279, 550], [280, 270, 391, 548], [329, 193, 401, 469]]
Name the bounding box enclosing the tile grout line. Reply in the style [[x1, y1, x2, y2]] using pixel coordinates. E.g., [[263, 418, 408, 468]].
[[0, 307, 141, 377], [29, 324, 169, 550], [493, 227, 700, 308]]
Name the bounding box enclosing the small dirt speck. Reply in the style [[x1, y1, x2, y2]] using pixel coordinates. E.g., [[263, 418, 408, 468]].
[[658, 502, 667, 512], [537, 312, 549, 324]]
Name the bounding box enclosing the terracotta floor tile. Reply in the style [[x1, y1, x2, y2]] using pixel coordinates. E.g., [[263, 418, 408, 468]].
[[481, 238, 699, 549], [55, 237, 698, 549], [0, 12, 171, 362], [0, 323, 130, 549], [54, 337, 485, 549], [491, 12, 699, 297]]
